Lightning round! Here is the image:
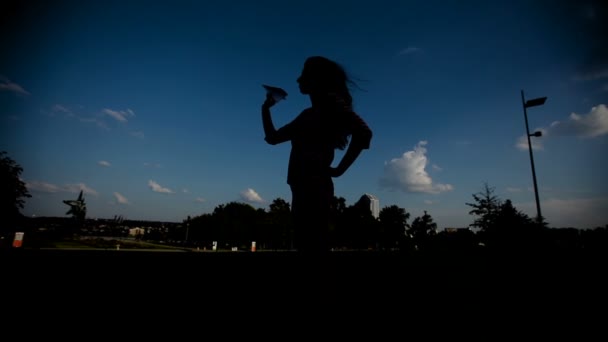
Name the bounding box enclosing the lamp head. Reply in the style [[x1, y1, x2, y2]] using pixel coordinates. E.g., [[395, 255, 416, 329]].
[[525, 97, 547, 108], [530, 131, 543, 137]]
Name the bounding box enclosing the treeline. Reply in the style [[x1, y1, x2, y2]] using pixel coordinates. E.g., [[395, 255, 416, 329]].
[[7, 184, 608, 252], [160, 197, 429, 251], [157, 185, 607, 252], [2, 144, 607, 252]]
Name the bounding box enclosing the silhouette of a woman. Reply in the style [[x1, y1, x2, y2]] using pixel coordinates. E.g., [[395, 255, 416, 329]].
[[262, 56, 372, 254]]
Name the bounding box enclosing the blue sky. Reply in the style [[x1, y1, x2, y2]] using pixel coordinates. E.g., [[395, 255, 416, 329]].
[[1, 0, 607, 228]]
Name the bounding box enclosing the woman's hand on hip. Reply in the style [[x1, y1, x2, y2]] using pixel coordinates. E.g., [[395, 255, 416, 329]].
[[329, 167, 344, 178]]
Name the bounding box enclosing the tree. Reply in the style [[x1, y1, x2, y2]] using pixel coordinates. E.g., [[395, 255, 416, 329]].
[[495, 200, 533, 230], [63, 190, 86, 221], [328, 196, 347, 248], [269, 198, 290, 214], [330, 196, 377, 249], [212, 201, 261, 247], [329, 196, 347, 220], [378, 205, 410, 249], [492, 199, 540, 248], [467, 182, 543, 248], [61, 190, 87, 237], [410, 210, 437, 240], [466, 182, 501, 231], [267, 198, 293, 249], [1, 151, 31, 232], [187, 213, 217, 245]]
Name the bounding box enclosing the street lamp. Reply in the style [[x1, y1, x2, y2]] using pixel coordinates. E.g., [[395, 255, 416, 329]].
[[520, 90, 547, 226], [185, 215, 191, 242]]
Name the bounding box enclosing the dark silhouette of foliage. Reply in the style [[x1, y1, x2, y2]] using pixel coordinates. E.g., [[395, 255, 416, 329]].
[[467, 183, 547, 249], [1, 151, 31, 233], [329, 196, 347, 221], [328, 196, 347, 247], [269, 198, 290, 213], [212, 201, 261, 248], [378, 205, 410, 249], [265, 198, 293, 250], [466, 182, 501, 231], [410, 210, 437, 250], [338, 200, 378, 249], [179, 213, 216, 246], [410, 210, 437, 239], [491, 199, 542, 248], [60, 190, 87, 237], [63, 190, 86, 221], [495, 200, 533, 230], [436, 228, 478, 252]]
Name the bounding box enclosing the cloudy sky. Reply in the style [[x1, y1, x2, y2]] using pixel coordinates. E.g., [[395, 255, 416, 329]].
[[1, 0, 606, 228]]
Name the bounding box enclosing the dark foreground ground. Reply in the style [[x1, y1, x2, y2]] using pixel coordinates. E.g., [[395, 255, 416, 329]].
[[5, 247, 606, 287], [3, 247, 607, 332], [3, 249, 604, 338]]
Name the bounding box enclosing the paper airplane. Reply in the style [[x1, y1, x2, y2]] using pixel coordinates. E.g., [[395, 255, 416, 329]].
[[262, 84, 288, 102]]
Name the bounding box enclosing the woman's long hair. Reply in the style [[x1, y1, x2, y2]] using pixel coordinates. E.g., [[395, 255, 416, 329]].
[[303, 56, 359, 150]]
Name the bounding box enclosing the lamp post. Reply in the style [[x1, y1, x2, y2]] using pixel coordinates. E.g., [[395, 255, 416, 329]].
[[520, 90, 547, 226], [185, 215, 191, 242]]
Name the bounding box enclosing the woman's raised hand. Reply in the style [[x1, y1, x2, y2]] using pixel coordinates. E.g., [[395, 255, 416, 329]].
[[263, 93, 277, 109]]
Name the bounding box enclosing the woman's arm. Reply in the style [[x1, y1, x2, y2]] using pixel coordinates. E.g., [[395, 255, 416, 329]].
[[262, 96, 279, 144], [330, 112, 372, 177], [262, 94, 300, 145], [262, 94, 289, 145], [330, 145, 364, 177]]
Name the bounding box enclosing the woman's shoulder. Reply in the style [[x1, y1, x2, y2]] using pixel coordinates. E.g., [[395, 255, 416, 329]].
[[295, 107, 317, 119]]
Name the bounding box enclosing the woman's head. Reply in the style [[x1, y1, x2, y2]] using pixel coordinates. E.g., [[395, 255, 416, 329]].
[[297, 56, 353, 105], [298, 57, 359, 150]]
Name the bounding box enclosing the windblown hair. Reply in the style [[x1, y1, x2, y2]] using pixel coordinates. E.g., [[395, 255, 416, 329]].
[[304, 56, 358, 150]]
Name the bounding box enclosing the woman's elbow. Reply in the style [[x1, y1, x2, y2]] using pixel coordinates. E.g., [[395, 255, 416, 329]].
[[264, 136, 279, 145]]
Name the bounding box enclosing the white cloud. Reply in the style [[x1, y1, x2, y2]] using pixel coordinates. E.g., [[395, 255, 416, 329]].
[[516, 197, 608, 228], [0, 75, 30, 95], [98, 160, 111, 167], [195, 197, 205, 203], [26, 181, 62, 193], [114, 192, 129, 204], [550, 104, 608, 138], [49, 105, 109, 129], [148, 180, 174, 194], [516, 129, 546, 151], [432, 164, 442, 171], [398, 46, 421, 55], [182, 188, 189, 193], [79, 117, 108, 129], [517, 104, 608, 150], [65, 183, 99, 196], [26, 181, 98, 196], [424, 200, 435, 205], [103, 108, 135, 123], [240, 188, 265, 204], [379, 141, 453, 194], [573, 69, 608, 81], [52, 104, 72, 116]]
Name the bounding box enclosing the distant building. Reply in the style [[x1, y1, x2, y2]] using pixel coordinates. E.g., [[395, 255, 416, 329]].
[[358, 193, 380, 219], [444, 227, 471, 233], [129, 227, 145, 237]]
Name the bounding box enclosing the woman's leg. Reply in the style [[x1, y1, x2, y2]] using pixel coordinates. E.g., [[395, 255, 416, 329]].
[[291, 179, 333, 254]]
